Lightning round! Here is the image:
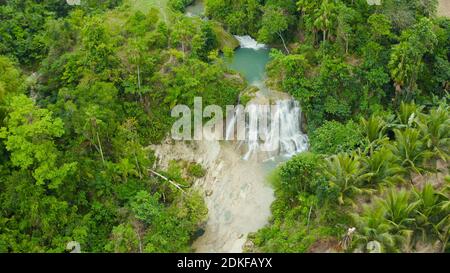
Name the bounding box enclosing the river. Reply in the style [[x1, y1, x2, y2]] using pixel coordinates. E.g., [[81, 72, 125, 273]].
[[154, 2, 308, 253], [192, 34, 308, 252]]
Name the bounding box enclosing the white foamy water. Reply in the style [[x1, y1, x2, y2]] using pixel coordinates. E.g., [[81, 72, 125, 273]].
[[226, 100, 309, 161], [154, 34, 308, 253], [234, 35, 267, 50]]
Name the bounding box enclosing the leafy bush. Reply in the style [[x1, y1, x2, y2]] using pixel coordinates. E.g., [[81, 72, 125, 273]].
[[187, 163, 206, 178], [168, 0, 195, 12], [352, 184, 450, 253], [310, 120, 363, 155], [276, 152, 323, 197]]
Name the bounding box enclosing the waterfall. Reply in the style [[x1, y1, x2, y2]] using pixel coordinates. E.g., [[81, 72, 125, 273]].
[[226, 35, 308, 161], [226, 100, 308, 161], [234, 35, 267, 50], [277, 100, 309, 157], [192, 34, 308, 253], [243, 104, 260, 161]]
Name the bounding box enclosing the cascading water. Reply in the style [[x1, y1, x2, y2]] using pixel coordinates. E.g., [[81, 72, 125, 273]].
[[234, 35, 267, 50], [277, 100, 309, 157], [189, 35, 309, 253], [227, 99, 309, 161], [226, 36, 308, 161]]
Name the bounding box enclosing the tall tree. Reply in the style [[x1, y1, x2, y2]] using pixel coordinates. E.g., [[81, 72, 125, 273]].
[[389, 18, 438, 97], [314, 0, 336, 44], [0, 95, 77, 189], [258, 6, 291, 53]]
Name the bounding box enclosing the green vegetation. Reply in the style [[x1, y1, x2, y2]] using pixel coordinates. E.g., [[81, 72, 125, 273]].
[[309, 120, 363, 155], [237, 0, 449, 253], [0, 0, 243, 253], [250, 104, 449, 253], [0, 0, 448, 253], [188, 163, 207, 178]]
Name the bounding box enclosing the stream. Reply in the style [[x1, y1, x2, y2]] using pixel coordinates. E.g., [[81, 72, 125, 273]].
[[153, 1, 309, 253], [185, 0, 205, 18], [193, 34, 307, 252]]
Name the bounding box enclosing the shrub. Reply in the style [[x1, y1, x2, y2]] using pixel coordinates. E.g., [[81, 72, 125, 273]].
[[168, 0, 194, 12], [187, 163, 206, 178], [276, 152, 323, 198], [310, 120, 363, 155]]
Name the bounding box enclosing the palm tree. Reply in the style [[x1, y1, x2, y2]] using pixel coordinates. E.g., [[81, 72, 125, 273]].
[[353, 186, 449, 253], [417, 105, 450, 162], [361, 147, 404, 187], [314, 0, 336, 43], [388, 128, 433, 176], [413, 183, 450, 252], [414, 184, 447, 224], [381, 189, 417, 234], [297, 0, 321, 43], [324, 153, 372, 205], [396, 102, 423, 128], [432, 214, 449, 252], [360, 115, 388, 149], [352, 204, 406, 253]]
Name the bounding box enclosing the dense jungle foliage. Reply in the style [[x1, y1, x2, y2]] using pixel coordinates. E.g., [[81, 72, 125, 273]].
[[0, 0, 449, 253]]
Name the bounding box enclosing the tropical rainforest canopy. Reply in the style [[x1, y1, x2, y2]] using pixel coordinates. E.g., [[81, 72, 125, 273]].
[[0, 0, 448, 253]]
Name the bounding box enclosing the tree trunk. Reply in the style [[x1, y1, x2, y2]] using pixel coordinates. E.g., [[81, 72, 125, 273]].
[[345, 39, 349, 54], [306, 205, 313, 230], [96, 131, 105, 164], [137, 65, 141, 90], [313, 30, 318, 46], [134, 151, 143, 179], [277, 32, 290, 54], [137, 65, 143, 103], [137, 231, 143, 253], [149, 169, 186, 194]]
